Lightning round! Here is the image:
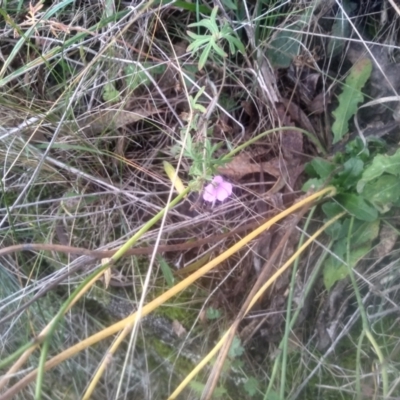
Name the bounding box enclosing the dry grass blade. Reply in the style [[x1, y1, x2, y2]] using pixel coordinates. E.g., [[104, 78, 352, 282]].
[[0, 187, 336, 399], [200, 207, 309, 399]]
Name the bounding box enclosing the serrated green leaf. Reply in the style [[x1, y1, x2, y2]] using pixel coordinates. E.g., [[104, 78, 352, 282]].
[[336, 193, 378, 221], [206, 307, 221, 320], [323, 260, 348, 290], [229, 336, 244, 358], [362, 175, 400, 213], [332, 58, 372, 144], [323, 243, 371, 290], [357, 148, 400, 192], [102, 82, 120, 103], [243, 377, 259, 397]]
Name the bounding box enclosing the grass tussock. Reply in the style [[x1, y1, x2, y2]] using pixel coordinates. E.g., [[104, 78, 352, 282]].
[[1, 1, 400, 399]]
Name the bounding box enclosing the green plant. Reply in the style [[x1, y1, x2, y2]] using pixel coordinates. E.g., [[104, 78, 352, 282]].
[[172, 87, 230, 184], [187, 6, 245, 70], [303, 139, 400, 290], [332, 58, 372, 143]]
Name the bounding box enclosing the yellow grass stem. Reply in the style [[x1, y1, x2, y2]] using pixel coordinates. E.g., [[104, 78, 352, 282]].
[[168, 211, 346, 399], [0, 186, 336, 400]]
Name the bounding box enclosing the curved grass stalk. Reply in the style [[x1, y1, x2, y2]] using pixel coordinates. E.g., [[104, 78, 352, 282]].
[[222, 126, 327, 158], [346, 217, 388, 397], [82, 189, 337, 399], [279, 206, 316, 399], [0, 186, 336, 400], [32, 185, 191, 399], [0, 269, 108, 391], [0, 186, 190, 398], [265, 239, 334, 399], [169, 211, 346, 400]]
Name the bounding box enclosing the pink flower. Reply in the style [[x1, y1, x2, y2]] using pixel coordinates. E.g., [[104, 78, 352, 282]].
[[203, 176, 232, 202]]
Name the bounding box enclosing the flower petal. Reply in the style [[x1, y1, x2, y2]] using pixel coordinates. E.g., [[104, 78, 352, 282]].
[[212, 175, 224, 184], [215, 181, 232, 201], [203, 183, 217, 202]]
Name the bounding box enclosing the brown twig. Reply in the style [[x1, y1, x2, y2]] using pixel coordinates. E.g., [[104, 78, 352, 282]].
[[0, 213, 273, 326], [200, 206, 310, 400]]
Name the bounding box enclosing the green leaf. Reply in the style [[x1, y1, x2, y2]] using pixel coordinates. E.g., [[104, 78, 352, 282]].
[[323, 243, 371, 290], [125, 63, 166, 91], [189, 382, 227, 398], [211, 41, 228, 58], [155, 0, 211, 13], [102, 82, 120, 103], [323, 259, 348, 290], [335, 158, 364, 189], [226, 35, 245, 54], [264, 390, 281, 400], [362, 175, 400, 213], [198, 42, 213, 70], [351, 220, 380, 246], [157, 256, 175, 287], [327, 0, 355, 56], [322, 201, 344, 219], [221, 0, 237, 11], [266, 8, 312, 68], [331, 58, 372, 144], [302, 178, 324, 192], [206, 307, 221, 320], [306, 157, 336, 179], [325, 220, 342, 240], [189, 19, 218, 34], [229, 336, 244, 358], [243, 377, 259, 397], [357, 148, 400, 192], [335, 193, 378, 221]]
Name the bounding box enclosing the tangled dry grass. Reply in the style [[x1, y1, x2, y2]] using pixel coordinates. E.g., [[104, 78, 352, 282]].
[[1, 1, 400, 399]]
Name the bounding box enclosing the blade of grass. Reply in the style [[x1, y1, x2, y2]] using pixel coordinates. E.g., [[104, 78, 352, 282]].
[[169, 211, 346, 400], [279, 206, 316, 399], [33, 185, 191, 399], [264, 239, 334, 399], [346, 217, 388, 397], [0, 187, 336, 400]]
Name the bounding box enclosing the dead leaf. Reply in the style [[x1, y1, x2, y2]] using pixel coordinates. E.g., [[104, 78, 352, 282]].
[[101, 259, 111, 289], [308, 92, 331, 115], [302, 73, 320, 104], [172, 320, 187, 338], [217, 153, 281, 181], [76, 107, 157, 136], [281, 98, 315, 136], [276, 102, 304, 159], [374, 224, 398, 258]]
